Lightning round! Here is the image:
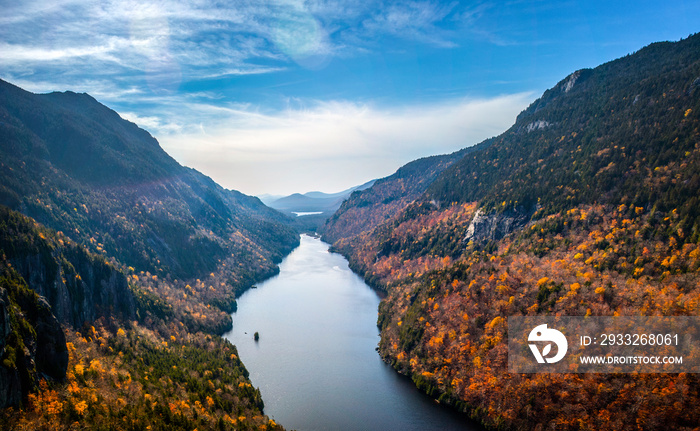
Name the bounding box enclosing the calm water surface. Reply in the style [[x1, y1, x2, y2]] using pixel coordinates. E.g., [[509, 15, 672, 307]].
[[224, 235, 481, 431]]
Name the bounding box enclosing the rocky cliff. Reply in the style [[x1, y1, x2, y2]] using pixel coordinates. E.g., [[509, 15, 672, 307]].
[[463, 206, 534, 243], [0, 206, 135, 328], [0, 265, 68, 409], [0, 206, 135, 408]]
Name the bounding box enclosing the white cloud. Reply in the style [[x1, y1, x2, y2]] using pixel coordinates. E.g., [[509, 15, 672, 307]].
[[0, 0, 296, 93], [0, 40, 121, 63], [156, 93, 534, 195], [201, 66, 288, 79], [0, 0, 537, 196], [119, 112, 184, 134]]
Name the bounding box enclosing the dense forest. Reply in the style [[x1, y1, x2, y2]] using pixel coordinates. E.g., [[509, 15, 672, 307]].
[[3, 27, 700, 431], [324, 33, 700, 430], [0, 81, 297, 429], [0, 206, 283, 430]]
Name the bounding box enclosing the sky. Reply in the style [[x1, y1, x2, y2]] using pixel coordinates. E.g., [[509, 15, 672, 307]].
[[1, 1, 699, 196]]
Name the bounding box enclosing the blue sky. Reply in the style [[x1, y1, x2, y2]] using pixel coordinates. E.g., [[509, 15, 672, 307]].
[[1, 0, 699, 195]]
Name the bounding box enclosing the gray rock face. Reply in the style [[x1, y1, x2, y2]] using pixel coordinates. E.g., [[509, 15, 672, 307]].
[[33, 297, 69, 381], [464, 207, 533, 243], [0, 287, 22, 409], [12, 246, 135, 329], [0, 288, 10, 350], [0, 364, 22, 409], [0, 283, 68, 409], [0, 207, 135, 408], [562, 70, 581, 93], [525, 120, 551, 133]]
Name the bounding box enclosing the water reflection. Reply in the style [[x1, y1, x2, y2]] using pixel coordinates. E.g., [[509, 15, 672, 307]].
[[224, 235, 481, 431]]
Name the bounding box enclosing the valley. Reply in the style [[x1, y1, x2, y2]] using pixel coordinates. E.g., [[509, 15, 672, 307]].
[[225, 235, 479, 431], [0, 79, 296, 430], [1, 24, 699, 431]]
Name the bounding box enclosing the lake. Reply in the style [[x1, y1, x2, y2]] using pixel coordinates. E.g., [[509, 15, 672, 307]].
[[224, 234, 481, 431]]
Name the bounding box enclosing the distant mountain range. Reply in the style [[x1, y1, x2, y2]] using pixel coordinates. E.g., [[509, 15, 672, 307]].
[[260, 180, 375, 216], [323, 149, 472, 242]]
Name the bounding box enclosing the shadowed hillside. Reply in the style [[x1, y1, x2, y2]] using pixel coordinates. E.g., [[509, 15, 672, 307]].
[[0, 81, 294, 430], [0, 79, 298, 282]]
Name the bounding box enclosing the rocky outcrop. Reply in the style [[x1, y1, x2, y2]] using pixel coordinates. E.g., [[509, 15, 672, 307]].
[[0, 270, 68, 409], [525, 120, 551, 133], [0, 286, 21, 409], [562, 70, 581, 93], [464, 207, 534, 243], [0, 206, 133, 407], [32, 296, 69, 380], [0, 206, 136, 329], [12, 246, 135, 329]]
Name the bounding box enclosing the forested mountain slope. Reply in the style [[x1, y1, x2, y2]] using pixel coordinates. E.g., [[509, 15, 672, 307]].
[[427, 34, 700, 230], [0, 206, 282, 430], [324, 147, 474, 244], [324, 34, 700, 430], [0, 78, 300, 333], [0, 81, 292, 429], [0, 206, 135, 329], [0, 78, 298, 282]]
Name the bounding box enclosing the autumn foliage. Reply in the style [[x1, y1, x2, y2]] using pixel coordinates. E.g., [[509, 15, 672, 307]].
[[324, 34, 700, 430], [0, 208, 286, 430], [330, 198, 700, 429], [2, 319, 282, 431]]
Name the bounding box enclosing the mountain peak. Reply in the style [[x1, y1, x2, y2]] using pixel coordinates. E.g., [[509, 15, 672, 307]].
[[0, 80, 178, 186], [0, 79, 299, 281]]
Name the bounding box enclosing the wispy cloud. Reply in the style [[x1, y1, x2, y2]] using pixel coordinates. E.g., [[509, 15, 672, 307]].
[[0, 0, 294, 95], [0, 39, 125, 63], [1, 0, 595, 198], [1, 0, 494, 132], [0, 0, 472, 89], [154, 92, 534, 195], [363, 1, 460, 48]]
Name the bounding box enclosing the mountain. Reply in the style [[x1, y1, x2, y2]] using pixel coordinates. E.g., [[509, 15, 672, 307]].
[[0, 79, 294, 429], [265, 180, 376, 215], [0, 78, 298, 283], [263, 180, 375, 234], [426, 36, 700, 226], [0, 258, 67, 409], [322, 34, 700, 430], [324, 149, 473, 244], [0, 206, 135, 329], [0, 209, 279, 428], [257, 194, 284, 206], [0, 206, 136, 408], [269, 193, 327, 213]]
